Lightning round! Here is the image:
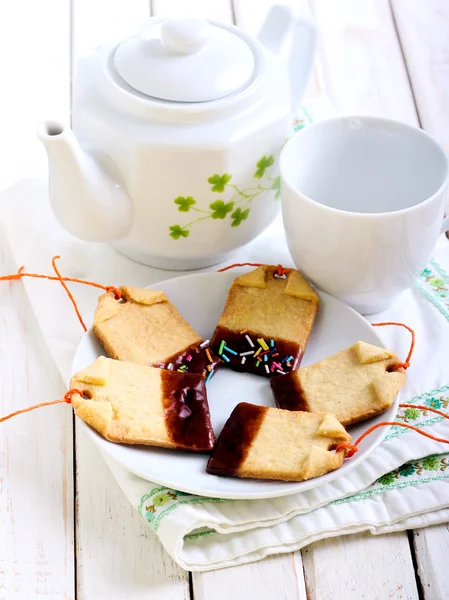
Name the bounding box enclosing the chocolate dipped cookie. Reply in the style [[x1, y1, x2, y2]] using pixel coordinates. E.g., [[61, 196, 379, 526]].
[[93, 286, 220, 377], [71, 356, 215, 451], [210, 266, 319, 377], [207, 403, 350, 481], [271, 341, 406, 426]]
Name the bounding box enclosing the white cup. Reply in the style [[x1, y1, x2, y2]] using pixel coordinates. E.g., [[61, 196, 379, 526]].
[[280, 116, 449, 314]]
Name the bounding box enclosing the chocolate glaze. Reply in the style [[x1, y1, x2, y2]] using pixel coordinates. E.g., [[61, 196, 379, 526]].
[[206, 403, 267, 476], [160, 370, 215, 451], [210, 326, 302, 378], [270, 372, 309, 411], [156, 341, 221, 377]]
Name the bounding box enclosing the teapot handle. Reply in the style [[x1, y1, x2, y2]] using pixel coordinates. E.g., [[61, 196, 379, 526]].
[[257, 4, 317, 113]]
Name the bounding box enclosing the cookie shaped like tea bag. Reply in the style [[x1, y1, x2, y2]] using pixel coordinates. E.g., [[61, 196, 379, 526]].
[[71, 356, 215, 451], [93, 286, 220, 376], [210, 266, 319, 377], [206, 403, 351, 481], [271, 341, 407, 426]]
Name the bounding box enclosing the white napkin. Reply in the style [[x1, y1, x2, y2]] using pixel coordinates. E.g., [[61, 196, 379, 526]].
[[1, 175, 449, 571]]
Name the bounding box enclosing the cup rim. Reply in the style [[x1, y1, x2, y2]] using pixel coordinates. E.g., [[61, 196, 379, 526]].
[[280, 114, 449, 218]]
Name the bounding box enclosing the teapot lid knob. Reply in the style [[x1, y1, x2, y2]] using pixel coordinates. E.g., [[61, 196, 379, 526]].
[[161, 19, 210, 55]]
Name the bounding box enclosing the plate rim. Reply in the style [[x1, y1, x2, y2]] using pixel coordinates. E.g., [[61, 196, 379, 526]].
[[72, 270, 399, 500]]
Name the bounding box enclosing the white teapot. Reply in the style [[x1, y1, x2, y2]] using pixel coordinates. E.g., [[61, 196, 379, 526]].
[[38, 6, 316, 269]]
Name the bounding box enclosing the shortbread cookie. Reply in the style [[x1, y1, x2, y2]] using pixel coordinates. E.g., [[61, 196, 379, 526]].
[[93, 286, 220, 377], [70, 356, 215, 451], [271, 341, 406, 426], [210, 266, 319, 377], [206, 403, 350, 481]]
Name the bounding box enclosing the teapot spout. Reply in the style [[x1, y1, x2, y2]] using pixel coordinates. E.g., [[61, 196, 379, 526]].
[[37, 121, 132, 242]]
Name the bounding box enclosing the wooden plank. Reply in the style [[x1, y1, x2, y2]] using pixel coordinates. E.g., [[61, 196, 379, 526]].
[[193, 554, 307, 600], [0, 0, 70, 183], [0, 0, 74, 597], [413, 525, 449, 599], [391, 0, 449, 227], [71, 0, 151, 64], [75, 426, 190, 600], [0, 239, 75, 599], [233, 0, 418, 119], [302, 532, 419, 600], [311, 0, 418, 124], [390, 1, 449, 570], [391, 0, 449, 150], [71, 1, 190, 598]]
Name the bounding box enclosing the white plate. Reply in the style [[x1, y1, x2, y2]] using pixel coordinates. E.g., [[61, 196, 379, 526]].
[[72, 270, 399, 500]]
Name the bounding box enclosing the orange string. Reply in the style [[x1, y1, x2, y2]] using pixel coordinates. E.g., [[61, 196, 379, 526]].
[[0, 389, 80, 424], [217, 262, 291, 277], [0, 267, 121, 299], [276, 264, 291, 277], [372, 322, 415, 370], [336, 405, 449, 458], [0, 256, 125, 425], [52, 256, 87, 331], [217, 262, 264, 272]]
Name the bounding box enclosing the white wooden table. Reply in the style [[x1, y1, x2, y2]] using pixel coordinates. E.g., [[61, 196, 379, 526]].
[[1, 1, 449, 598]]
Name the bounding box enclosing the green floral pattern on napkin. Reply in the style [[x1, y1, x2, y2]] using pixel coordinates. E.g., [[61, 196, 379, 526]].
[[415, 259, 449, 321]]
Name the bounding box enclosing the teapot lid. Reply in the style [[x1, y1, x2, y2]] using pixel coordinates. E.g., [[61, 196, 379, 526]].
[[113, 19, 255, 103]]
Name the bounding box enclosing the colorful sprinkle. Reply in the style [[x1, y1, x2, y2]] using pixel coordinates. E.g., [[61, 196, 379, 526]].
[[257, 338, 269, 351], [222, 354, 230, 363], [273, 362, 282, 370], [270, 363, 276, 372], [240, 351, 253, 356], [202, 370, 207, 377], [253, 347, 262, 358], [206, 348, 213, 363], [281, 356, 289, 364], [276, 369, 285, 375], [241, 356, 246, 365], [224, 346, 237, 356], [245, 335, 255, 348], [265, 364, 270, 374], [270, 339, 275, 347], [177, 368, 184, 372], [286, 362, 292, 368], [263, 354, 268, 362], [207, 364, 212, 372], [200, 339, 210, 348], [186, 354, 192, 361], [256, 360, 261, 367], [287, 355, 294, 362], [272, 353, 279, 358], [205, 369, 214, 383], [218, 341, 225, 355], [240, 329, 248, 334], [167, 363, 174, 370]]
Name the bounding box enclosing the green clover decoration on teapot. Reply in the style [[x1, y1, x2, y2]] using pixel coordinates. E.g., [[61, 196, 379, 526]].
[[169, 155, 280, 240]]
